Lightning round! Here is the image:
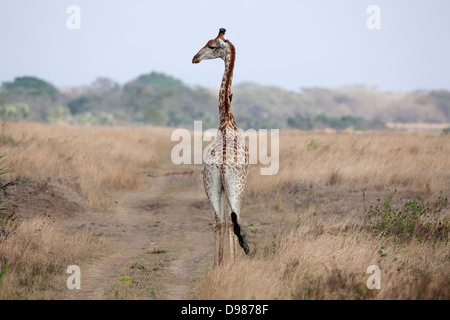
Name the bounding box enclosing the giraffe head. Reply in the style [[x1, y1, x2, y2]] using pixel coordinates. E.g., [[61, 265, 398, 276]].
[[192, 28, 230, 64]]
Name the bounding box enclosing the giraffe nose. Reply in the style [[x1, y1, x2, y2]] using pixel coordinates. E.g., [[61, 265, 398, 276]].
[[192, 55, 201, 64]]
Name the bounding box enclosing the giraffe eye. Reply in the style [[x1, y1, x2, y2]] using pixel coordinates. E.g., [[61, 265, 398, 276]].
[[208, 46, 216, 50]]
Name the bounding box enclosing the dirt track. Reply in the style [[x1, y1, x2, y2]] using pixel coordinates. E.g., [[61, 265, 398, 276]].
[[65, 170, 214, 300]]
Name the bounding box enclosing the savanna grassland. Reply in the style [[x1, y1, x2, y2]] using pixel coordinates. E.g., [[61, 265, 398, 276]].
[[0, 122, 449, 300], [0, 122, 176, 299], [199, 129, 450, 300]]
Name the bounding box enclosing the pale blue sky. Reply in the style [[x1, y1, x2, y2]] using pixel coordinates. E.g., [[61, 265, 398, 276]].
[[0, 0, 449, 92]]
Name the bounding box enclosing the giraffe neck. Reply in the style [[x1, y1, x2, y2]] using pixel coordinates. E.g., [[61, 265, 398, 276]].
[[218, 41, 237, 131]]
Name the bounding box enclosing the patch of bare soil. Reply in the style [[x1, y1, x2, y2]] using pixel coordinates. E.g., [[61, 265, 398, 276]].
[[4, 179, 83, 220]]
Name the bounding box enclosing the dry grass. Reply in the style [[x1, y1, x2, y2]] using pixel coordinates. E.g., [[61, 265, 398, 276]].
[[1, 122, 175, 210], [0, 216, 108, 299], [0, 122, 175, 299], [247, 130, 450, 198], [1, 123, 449, 300], [197, 211, 449, 299], [197, 130, 450, 300]]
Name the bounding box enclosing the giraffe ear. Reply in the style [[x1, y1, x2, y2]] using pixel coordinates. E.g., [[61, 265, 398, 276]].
[[216, 38, 226, 48]]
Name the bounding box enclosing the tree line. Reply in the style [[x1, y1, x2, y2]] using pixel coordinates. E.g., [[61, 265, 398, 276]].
[[1, 73, 450, 131]]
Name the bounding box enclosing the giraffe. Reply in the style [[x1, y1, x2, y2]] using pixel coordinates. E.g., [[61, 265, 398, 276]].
[[192, 28, 249, 266]]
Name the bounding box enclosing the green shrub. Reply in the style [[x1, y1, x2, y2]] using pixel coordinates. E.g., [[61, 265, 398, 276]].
[[46, 105, 72, 123], [75, 111, 115, 125], [0, 103, 32, 121], [366, 191, 449, 243], [442, 127, 450, 135]]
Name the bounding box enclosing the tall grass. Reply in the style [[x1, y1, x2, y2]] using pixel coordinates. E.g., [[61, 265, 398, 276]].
[[0, 122, 175, 210], [197, 202, 449, 300], [0, 216, 108, 299], [0, 153, 11, 240], [198, 130, 450, 300], [1, 123, 449, 299], [247, 130, 450, 198]]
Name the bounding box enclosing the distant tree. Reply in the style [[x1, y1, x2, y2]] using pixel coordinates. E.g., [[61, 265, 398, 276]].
[[287, 112, 385, 131], [287, 115, 313, 130], [122, 71, 217, 127], [1, 76, 58, 98], [124, 72, 184, 93], [138, 104, 166, 124], [0, 76, 59, 121], [67, 95, 102, 115], [430, 90, 450, 121]]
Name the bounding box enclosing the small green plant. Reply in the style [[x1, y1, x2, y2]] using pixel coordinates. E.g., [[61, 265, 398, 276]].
[[249, 224, 258, 235], [377, 246, 388, 265], [378, 246, 388, 258], [19, 274, 35, 287], [305, 139, 321, 150], [121, 276, 133, 287], [146, 287, 157, 299], [0, 264, 7, 285], [367, 191, 449, 243]]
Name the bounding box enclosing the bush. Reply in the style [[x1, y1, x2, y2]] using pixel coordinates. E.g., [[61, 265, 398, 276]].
[[67, 96, 94, 114], [442, 127, 450, 135], [0, 103, 32, 121], [366, 191, 449, 243], [287, 113, 385, 131], [46, 105, 72, 123], [74, 111, 115, 125]]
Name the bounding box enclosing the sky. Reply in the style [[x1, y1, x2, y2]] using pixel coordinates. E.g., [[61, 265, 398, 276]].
[[0, 0, 449, 92]]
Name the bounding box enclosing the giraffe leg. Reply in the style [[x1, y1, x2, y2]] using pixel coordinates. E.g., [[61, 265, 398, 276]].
[[222, 166, 250, 255], [213, 215, 224, 266], [204, 165, 225, 266], [228, 214, 237, 261]]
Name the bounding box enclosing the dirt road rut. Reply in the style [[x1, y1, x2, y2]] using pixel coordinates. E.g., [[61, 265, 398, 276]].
[[69, 170, 213, 300]]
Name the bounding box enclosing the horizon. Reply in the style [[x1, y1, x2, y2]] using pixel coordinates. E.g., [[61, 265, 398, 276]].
[[2, 72, 447, 94], [1, 0, 450, 93]]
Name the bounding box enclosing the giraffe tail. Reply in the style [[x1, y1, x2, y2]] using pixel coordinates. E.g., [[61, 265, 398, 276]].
[[231, 212, 249, 254]]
